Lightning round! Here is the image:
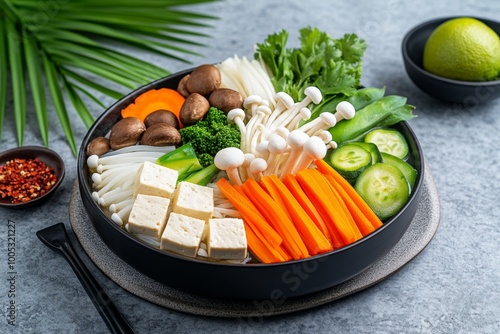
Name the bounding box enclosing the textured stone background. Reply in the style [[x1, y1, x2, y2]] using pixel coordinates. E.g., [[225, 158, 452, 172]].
[[1, 0, 500, 333]]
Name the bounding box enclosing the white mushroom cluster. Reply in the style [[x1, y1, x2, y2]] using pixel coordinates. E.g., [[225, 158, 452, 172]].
[[216, 87, 356, 185]]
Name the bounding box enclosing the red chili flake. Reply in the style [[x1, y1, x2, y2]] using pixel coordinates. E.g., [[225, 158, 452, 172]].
[[0, 158, 58, 204]]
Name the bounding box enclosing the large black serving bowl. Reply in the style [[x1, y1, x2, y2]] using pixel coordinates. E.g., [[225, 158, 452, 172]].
[[77, 69, 425, 300]]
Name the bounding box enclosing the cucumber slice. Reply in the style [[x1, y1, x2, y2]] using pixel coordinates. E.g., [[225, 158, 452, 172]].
[[349, 142, 382, 165], [381, 152, 417, 189], [364, 128, 409, 160], [354, 163, 410, 220], [328, 143, 372, 181]]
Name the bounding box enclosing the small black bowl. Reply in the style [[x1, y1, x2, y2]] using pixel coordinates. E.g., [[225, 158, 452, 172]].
[[402, 16, 500, 104], [77, 69, 425, 300], [0, 146, 65, 209]]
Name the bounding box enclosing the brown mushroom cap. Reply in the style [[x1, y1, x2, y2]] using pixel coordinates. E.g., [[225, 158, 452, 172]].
[[209, 88, 244, 114], [179, 93, 211, 126], [109, 117, 146, 150], [86, 137, 110, 156], [140, 123, 181, 146], [186, 64, 221, 97], [144, 109, 180, 129], [177, 74, 191, 98]]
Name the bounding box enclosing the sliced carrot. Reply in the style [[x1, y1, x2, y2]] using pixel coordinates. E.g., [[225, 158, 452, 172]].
[[282, 174, 332, 243], [296, 169, 360, 247], [259, 176, 291, 221], [314, 159, 383, 230], [324, 173, 375, 236], [216, 178, 282, 248], [311, 169, 363, 241], [121, 88, 185, 125], [241, 178, 309, 260], [243, 223, 278, 264], [266, 175, 333, 255]]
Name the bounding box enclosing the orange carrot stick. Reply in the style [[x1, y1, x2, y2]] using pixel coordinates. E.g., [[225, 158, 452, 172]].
[[259, 176, 291, 220], [311, 170, 363, 241], [266, 175, 333, 255], [121, 88, 185, 125], [241, 178, 309, 260], [243, 223, 278, 264], [314, 159, 383, 229], [216, 178, 282, 248], [324, 173, 376, 236], [296, 169, 359, 246], [282, 174, 332, 243]]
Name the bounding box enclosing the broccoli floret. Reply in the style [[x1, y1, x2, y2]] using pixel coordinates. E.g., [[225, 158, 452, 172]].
[[180, 107, 241, 167]]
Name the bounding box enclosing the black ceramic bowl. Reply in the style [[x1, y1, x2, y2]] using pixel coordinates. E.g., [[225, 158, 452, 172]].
[[0, 146, 65, 209], [77, 69, 425, 300], [402, 16, 500, 104]]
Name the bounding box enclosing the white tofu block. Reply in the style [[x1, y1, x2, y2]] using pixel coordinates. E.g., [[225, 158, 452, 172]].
[[172, 181, 213, 221], [127, 194, 170, 238], [208, 218, 247, 260], [133, 161, 178, 198], [161, 212, 205, 257]]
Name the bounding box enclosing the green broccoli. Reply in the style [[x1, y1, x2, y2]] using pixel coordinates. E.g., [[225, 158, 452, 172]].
[[180, 107, 241, 167]]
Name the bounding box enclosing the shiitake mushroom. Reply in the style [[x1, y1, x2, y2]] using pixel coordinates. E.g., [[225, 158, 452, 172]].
[[179, 93, 210, 126], [86, 137, 110, 156], [209, 88, 244, 114], [177, 74, 191, 98], [144, 109, 180, 129], [140, 123, 181, 146], [186, 64, 221, 97], [109, 117, 146, 150]]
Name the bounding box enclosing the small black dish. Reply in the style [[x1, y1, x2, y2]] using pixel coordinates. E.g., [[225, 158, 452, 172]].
[[0, 146, 65, 209], [402, 16, 500, 104]]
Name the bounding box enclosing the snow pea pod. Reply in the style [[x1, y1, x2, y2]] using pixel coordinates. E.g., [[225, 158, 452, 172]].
[[329, 95, 415, 144]]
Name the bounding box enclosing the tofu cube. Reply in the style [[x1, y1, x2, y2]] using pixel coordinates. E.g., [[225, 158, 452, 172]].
[[133, 161, 178, 198], [161, 212, 205, 257], [172, 181, 213, 221], [208, 218, 247, 260], [127, 194, 170, 238]]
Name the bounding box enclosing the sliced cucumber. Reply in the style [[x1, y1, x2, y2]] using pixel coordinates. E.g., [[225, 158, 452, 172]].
[[328, 143, 372, 182], [381, 152, 417, 189], [354, 163, 410, 220], [364, 128, 409, 160], [349, 142, 382, 165]]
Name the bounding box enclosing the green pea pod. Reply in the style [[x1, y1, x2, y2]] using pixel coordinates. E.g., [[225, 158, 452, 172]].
[[308, 87, 386, 124], [329, 95, 415, 144]]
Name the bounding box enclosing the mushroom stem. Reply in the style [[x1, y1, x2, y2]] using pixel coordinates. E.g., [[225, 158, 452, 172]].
[[291, 136, 328, 174], [227, 108, 247, 151], [111, 203, 134, 226], [109, 198, 135, 213], [264, 134, 288, 176], [279, 130, 310, 177], [214, 147, 246, 186], [298, 112, 337, 136]]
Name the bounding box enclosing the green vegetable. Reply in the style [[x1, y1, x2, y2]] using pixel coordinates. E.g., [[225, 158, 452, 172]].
[[180, 107, 241, 167], [327, 143, 372, 182], [349, 141, 382, 165], [380, 152, 417, 189], [156, 143, 203, 181], [354, 163, 410, 220], [183, 163, 220, 186], [364, 128, 409, 160], [254, 27, 366, 105], [329, 95, 416, 144]]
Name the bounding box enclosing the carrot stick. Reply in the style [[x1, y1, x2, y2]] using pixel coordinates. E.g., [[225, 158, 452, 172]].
[[266, 175, 333, 255], [121, 88, 185, 125], [216, 178, 282, 248], [243, 223, 278, 264], [282, 174, 332, 243], [324, 173, 376, 236], [296, 169, 359, 246], [314, 159, 383, 229], [311, 169, 363, 241], [259, 176, 292, 220], [241, 178, 309, 260]]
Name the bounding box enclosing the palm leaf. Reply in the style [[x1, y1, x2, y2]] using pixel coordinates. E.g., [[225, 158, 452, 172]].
[[0, 0, 220, 153]]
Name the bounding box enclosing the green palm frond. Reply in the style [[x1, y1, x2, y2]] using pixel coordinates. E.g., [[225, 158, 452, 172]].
[[0, 0, 219, 155]]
